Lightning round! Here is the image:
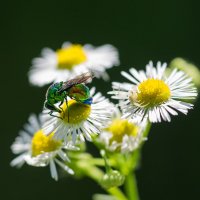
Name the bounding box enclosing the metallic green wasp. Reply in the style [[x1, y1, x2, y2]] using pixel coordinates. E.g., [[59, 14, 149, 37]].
[[44, 72, 94, 120]]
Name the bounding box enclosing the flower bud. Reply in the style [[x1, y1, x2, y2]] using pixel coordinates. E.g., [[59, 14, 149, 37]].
[[169, 57, 200, 89], [100, 170, 125, 189]]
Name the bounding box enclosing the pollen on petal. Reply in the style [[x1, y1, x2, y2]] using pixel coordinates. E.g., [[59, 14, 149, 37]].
[[61, 100, 91, 124], [134, 79, 171, 107], [56, 45, 87, 70], [106, 119, 138, 144], [31, 130, 62, 156]]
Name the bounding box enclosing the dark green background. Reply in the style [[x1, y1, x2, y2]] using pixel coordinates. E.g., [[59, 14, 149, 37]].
[[1, 0, 200, 199]]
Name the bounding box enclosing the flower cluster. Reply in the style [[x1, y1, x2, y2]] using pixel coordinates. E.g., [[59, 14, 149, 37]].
[[109, 61, 197, 122], [11, 41, 198, 199]]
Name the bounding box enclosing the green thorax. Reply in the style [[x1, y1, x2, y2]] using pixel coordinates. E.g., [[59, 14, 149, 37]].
[[46, 82, 66, 104]]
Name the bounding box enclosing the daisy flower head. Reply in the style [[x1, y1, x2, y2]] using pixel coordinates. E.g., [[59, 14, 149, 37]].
[[99, 108, 147, 153], [42, 87, 115, 143], [29, 42, 120, 86], [10, 114, 75, 181], [109, 61, 198, 123]]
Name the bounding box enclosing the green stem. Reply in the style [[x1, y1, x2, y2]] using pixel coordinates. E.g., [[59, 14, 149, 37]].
[[69, 153, 116, 167], [100, 150, 112, 173], [143, 121, 152, 138], [125, 172, 140, 200], [90, 158, 106, 166], [124, 121, 152, 200], [107, 187, 128, 200]]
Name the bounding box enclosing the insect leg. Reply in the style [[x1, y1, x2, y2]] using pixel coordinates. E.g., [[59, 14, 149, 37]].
[[58, 101, 64, 113], [45, 102, 63, 120], [48, 111, 63, 120], [65, 98, 70, 123]]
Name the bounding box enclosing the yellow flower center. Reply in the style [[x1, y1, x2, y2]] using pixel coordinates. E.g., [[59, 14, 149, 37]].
[[106, 119, 139, 143], [133, 79, 171, 107], [61, 100, 91, 124], [56, 44, 87, 70], [31, 130, 62, 157]]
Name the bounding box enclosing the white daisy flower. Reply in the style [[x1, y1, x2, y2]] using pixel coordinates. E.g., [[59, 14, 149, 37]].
[[42, 87, 115, 143], [109, 61, 198, 123], [29, 42, 120, 86], [99, 108, 147, 153], [10, 114, 75, 181]]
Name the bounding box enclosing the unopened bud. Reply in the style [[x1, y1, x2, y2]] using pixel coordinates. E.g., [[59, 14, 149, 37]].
[[100, 170, 125, 189], [169, 57, 200, 89]]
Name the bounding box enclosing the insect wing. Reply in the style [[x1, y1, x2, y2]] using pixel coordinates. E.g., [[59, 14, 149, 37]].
[[59, 72, 94, 92]]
